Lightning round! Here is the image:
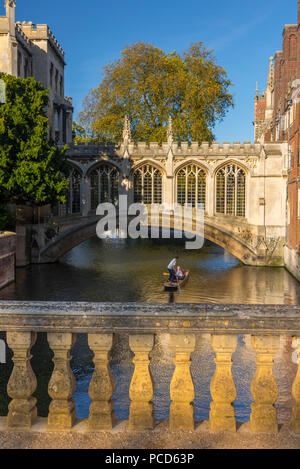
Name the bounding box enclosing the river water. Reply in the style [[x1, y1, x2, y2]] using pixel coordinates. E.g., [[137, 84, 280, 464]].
[[0, 237, 299, 424], [1, 236, 300, 304]]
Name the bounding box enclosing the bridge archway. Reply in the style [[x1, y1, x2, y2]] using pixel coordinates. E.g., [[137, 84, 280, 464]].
[[38, 215, 259, 265]]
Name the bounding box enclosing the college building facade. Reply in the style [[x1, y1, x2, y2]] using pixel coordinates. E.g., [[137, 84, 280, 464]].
[[254, 0, 300, 280], [0, 0, 73, 144]]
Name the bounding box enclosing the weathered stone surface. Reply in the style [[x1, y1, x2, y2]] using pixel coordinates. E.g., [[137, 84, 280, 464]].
[[209, 334, 237, 432], [169, 334, 196, 431], [291, 337, 300, 433], [6, 331, 37, 430], [0, 232, 16, 290], [0, 302, 300, 336], [88, 333, 115, 431], [1, 419, 300, 449], [128, 334, 154, 430], [250, 335, 280, 433], [47, 332, 77, 431]]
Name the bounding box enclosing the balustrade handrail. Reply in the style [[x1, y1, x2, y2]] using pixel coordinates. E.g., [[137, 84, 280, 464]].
[[0, 300, 300, 436], [0, 301, 300, 334]]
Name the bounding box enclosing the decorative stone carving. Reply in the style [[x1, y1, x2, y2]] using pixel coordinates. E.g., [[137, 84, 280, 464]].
[[209, 334, 237, 432], [250, 335, 280, 433], [170, 334, 196, 431], [206, 159, 218, 167], [88, 333, 115, 431], [123, 115, 131, 145], [6, 331, 37, 430], [291, 337, 300, 433], [128, 334, 155, 430], [47, 332, 77, 431], [167, 116, 173, 146], [244, 158, 258, 171]]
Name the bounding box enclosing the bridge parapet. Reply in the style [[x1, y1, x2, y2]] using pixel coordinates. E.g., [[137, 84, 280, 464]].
[[0, 301, 299, 437], [28, 211, 284, 266], [67, 141, 264, 159]]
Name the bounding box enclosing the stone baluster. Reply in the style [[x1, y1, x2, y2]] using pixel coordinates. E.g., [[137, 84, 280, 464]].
[[250, 335, 280, 433], [209, 334, 237, 432], [128, 334, 154, 430], [291, 336, 300, 433], [88, 333, 115, 431], [47, 333, 77, 431], [6, 331, 37, 430], [169, 334, 196, 431]]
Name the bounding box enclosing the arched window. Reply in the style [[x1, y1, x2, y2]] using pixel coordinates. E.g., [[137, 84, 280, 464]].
[[68, 168, 81, 214], [176, 164, 206, 208], [216, 164, 246, 217], [289, 34, 297, 58], [90, 165, 119, 210], [134, 164, 162, 204]]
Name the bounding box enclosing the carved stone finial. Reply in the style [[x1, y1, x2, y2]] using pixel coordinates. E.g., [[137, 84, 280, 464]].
[[267, 57, 274, 91], [5, 0, 16, 9], [122, 115, 131, 144], [167, 116, 173, 145], [255, 82, 259, 100]]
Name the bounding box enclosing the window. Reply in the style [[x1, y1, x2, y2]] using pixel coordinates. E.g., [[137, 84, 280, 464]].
[[176, 164, 206, 208], [17, 52, 22, 77], [90, 165, 119, 210], [55, 69, 58, 93], [50, 63, 53, 88], [133, 164, 162, 204], [289, 34, 297, 58], [216, 164, 246, 217], [60, 76, 63, 97], [67, 168, 81, 214]]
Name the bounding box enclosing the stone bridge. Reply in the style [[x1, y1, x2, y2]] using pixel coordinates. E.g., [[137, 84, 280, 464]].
[[17, 134, 288, 266]]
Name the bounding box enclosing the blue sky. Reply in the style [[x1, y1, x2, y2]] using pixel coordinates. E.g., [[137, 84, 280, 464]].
[[11, 0, 300, 143]]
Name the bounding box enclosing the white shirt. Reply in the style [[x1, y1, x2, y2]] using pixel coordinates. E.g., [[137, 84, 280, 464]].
[[168, 258, 177, 270]]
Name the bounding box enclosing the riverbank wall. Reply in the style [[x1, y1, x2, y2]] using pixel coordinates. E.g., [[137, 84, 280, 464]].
[[0, 232, 16, 290]]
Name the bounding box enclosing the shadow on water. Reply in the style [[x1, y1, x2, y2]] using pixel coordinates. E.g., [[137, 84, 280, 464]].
[[0, 236, 299, 422]]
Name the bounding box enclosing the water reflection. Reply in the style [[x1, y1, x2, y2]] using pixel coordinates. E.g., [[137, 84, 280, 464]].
[[1, 236, 300, 304]]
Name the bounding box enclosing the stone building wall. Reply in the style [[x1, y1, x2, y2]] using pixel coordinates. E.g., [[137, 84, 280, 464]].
[[0, 1, 73, 144], [254, 0, 300, 280]]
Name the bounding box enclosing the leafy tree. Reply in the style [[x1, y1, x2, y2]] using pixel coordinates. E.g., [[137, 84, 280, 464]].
[[0, 204, 15, 231], [72, 121, 88, 144], [0, 73, 69, 206], [78, 42, 234, 144]]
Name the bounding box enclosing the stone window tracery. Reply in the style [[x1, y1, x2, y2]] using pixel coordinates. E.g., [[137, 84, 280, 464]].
[[216, 164, 246, 217], [90, 165, 119, 210], [133, 164, 162, 204], [176, 164, 206, 208], [67, 168, 81, 214]]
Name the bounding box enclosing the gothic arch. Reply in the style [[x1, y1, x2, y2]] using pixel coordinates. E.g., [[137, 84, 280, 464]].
[[132, 162, 164, 204], [131, 159, 166, 176], [175, 161, 208, 209], [86, 160, 122, 177], [214, 161, 247, 218]]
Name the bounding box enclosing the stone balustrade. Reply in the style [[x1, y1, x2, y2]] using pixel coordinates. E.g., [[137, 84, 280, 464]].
[[0, 301, 300, 434]]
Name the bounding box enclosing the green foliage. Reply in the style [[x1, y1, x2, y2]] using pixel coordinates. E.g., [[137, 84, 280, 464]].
[[0, 73, 69, 206], [78, 42, 234, 144], [72, 121, 88, 144], [0, 205, 15, 231]]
